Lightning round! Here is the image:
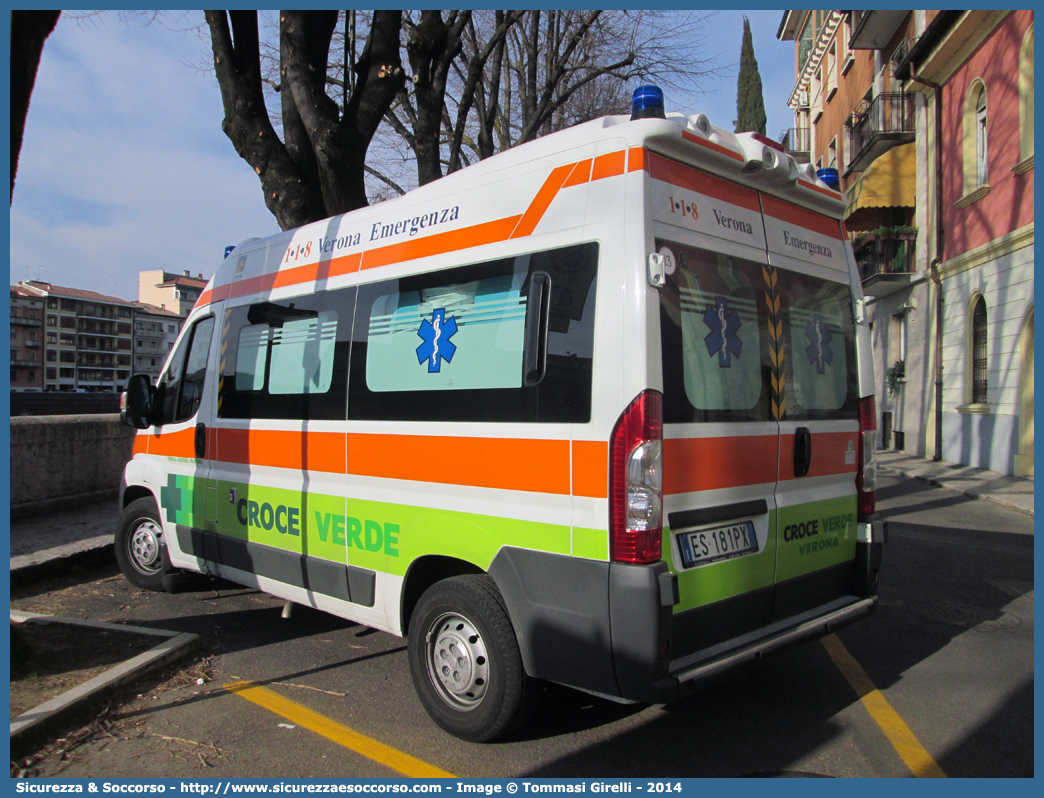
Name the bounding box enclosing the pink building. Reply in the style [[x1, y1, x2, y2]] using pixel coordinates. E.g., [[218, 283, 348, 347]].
[[898, 10, 1034, 475]]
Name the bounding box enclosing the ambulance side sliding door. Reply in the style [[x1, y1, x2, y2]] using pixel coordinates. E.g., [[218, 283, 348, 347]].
[[205, 286, 361, 610]]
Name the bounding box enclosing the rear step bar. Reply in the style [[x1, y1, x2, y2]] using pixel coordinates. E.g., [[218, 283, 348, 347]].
[[662, 595, 877, 698]]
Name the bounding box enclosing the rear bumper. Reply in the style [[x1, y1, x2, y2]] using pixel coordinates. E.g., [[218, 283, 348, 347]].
[[640, 594, 878, 704], [490, 530, 884, 706]]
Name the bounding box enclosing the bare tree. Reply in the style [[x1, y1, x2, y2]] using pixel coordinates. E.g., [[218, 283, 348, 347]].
[[201, 10, 725, 221], [204, 10, 404, 230], [480, 11, 724, 153], [382, 11, 527, 186], [381, 10, 727, 189]]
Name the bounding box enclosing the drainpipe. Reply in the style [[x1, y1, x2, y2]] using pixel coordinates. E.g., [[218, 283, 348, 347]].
[[911, 65, 945, 461], [930, 259, 943, 461]]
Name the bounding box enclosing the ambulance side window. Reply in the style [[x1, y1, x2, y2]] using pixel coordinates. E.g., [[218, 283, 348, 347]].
[[159, 316, 214, 424], [217, 288, 353, 420], [348, 242, 597, 423]]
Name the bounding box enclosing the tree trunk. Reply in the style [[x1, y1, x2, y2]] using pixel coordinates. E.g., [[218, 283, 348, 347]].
[[11, 10, 60, 203], [207, 10, 404, 230]]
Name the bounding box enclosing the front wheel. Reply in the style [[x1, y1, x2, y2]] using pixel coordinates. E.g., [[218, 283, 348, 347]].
[[408, 575, 535, 742], [114, 496, 170, 591]]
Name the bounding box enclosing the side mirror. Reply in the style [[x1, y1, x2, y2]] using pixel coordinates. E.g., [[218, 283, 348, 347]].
[[121, 374, 156, 429]]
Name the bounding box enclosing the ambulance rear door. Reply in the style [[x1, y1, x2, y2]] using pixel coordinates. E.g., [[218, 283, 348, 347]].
[[649, 151, 782, 661], [760, 194, 861, 620]]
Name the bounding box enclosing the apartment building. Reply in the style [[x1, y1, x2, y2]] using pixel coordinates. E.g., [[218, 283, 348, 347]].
[[897, 11, 1034, 476], [138, 269, 208, 317], [779, 10, 1034, 476], [18, 280, 136, 392], [132, 303, 183, 383], [10, 286, 45, 392]]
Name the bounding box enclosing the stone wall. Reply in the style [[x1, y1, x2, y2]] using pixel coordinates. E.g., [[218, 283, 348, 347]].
[[10, 415, 136, 518]]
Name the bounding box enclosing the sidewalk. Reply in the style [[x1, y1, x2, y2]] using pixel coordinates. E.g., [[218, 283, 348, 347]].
[[877, 450, 1034, 516], [10, 501, 120, 586], [9, 501, 199, 757]]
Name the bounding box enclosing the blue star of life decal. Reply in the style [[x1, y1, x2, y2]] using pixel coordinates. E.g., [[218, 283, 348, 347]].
[[805, 314, 834, 374], [416, 308, 458, 373], [703, 296, 742, 368]]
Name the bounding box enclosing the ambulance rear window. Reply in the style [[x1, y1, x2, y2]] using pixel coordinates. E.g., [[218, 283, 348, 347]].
[[658, 238, 858, 424], [776, 273, 858, 418], [658, 241, 771, 423]]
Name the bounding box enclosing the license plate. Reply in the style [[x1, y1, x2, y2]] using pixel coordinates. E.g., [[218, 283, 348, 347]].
[[677, 521, 758, 568]]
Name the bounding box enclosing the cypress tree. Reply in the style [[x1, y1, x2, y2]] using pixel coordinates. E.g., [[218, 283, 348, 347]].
[[735, 16, 767, 135]]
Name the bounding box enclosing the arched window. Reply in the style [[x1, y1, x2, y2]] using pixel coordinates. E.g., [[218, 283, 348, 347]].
[[961, 80, 990, 200], [971, 296, 988, 404], [975, 90, 988, 187]]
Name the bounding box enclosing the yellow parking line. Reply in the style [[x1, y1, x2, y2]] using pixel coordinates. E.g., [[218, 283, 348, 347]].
[[225, 681, 455, 778], [821, 634, 946, 778]]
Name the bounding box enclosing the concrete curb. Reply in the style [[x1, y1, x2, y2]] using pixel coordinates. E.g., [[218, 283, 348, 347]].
[[878, 464, 1034, 517], [10, 612, 200, 757], [10, 542, 117, 590]]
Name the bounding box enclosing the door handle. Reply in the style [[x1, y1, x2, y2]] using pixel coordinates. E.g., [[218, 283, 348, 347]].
[[523, 271, 551, 387], [195, 422, 207, 459], [794, 427, 811, 477]]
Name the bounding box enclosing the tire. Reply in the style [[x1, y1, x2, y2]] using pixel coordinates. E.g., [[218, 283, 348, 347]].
[[114, 496, 171, 592], [408, 575, 535, 742]]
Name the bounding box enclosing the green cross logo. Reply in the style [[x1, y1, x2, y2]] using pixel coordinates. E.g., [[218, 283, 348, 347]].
[[160, 474, 194, 525]]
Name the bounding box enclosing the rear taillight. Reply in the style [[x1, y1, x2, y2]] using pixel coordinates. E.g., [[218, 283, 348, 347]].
[[610, 390, 663, 564], [857, 396, 877, 516]]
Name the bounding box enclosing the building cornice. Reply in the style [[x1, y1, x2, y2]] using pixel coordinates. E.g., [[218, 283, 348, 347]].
[[787, 11, 844, 109], [1012, 156, 1034, 175], [914, 11, 1010, 86], [939, 222, 1034, 279], [954, 185, 990, 209]]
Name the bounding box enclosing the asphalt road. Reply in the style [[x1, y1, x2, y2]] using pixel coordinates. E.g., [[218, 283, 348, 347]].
[[11, 473, 1034, 778]]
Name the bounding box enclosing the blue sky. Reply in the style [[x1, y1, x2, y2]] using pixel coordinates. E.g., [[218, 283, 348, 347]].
[[9, 10, 797, 300]]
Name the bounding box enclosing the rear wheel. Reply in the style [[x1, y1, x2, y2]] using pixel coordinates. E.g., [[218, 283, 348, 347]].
[[115, 496, 170, 591], [408, 575, 535, 742]]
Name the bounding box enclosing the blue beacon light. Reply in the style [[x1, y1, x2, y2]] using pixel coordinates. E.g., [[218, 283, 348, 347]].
[[631, 85, 665, 120], [817, 168, 841, 191]]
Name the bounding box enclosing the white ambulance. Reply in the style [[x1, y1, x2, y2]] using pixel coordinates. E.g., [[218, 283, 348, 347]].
[[119, 85, 885, 742]]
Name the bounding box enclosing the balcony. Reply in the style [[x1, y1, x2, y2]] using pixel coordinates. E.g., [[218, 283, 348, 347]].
[[134, 325, 166, 340], [844, 93, 915, 175], [77, 323, 118, 337], [11, 316, 42, 327], [779, 127, 811, 164], [855, 231, 916, 297], [77, 357, 116, 368], [849, 10, 909, 50]]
